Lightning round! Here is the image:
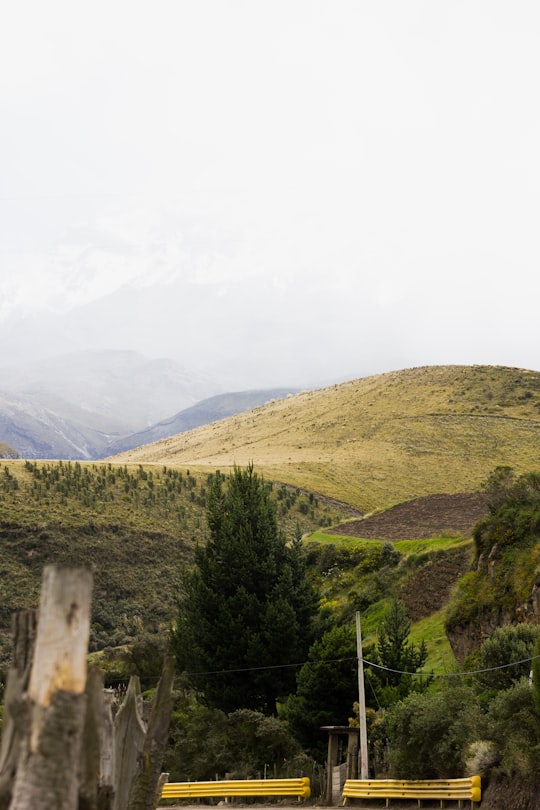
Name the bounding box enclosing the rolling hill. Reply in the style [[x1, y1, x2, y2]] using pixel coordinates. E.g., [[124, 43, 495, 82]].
[[110, 364, 540, 513]]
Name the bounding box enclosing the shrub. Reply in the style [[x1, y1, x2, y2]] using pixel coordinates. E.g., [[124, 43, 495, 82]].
[[485, 679, 540, 777], [385, 685, 484, 778], [473, 624, 539, 698]]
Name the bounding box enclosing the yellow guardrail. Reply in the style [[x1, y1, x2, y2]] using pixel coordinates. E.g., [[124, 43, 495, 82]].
[[342, 775, 481, 807], [160, 776, 311, 802]]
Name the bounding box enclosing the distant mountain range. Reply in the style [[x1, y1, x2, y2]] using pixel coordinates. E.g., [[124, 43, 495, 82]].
[[0, 349, 300, 459]]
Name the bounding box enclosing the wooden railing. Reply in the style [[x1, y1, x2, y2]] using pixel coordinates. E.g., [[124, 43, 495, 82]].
[[160, 776, 311, 802], [342, 775, 481, 807]]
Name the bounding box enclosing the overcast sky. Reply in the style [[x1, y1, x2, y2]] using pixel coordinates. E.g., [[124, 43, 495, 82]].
[[1, 1, 539, 388]]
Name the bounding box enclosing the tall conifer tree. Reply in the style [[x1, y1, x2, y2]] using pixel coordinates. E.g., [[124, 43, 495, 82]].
[[172, 464, 317, 714]]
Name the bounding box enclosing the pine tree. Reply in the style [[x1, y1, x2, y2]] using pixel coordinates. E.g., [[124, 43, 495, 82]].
[[372, 598, 430, 704], [172, 465, 318, 714]]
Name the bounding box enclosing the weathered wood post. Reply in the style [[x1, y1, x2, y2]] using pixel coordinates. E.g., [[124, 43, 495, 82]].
[[0, 611, 38, 810], [113, 677, 147, 810], [79, 668, 116, 810], [125, 655, 175, 810], [113, 656, 175, 810], [8, 565, 93, 810]]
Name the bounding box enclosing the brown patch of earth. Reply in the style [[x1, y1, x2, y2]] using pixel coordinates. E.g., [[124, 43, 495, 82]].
[[331, 493, 489, 541], [398, 544, 474, 621]]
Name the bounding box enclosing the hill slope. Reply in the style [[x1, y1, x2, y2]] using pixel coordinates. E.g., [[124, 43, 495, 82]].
[[110, 365, 540, 512]]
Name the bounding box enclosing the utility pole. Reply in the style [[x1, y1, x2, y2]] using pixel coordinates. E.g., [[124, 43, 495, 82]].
[[355, 611, 369, 779]]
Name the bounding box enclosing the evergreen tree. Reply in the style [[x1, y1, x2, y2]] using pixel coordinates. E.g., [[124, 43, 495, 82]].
[[371, 598, 429, 704], [171, 464, 318, 714], [285, 623, 358, 761]]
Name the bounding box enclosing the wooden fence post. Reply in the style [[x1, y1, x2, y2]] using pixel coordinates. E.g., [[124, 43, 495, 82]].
[[79, 668, 116, 810], [113, 677, 147, 810], [126, 655, 175, 810], [0, 611, 38, 810], [8, 566, 93, 810], [0, 565, 174, 810], [113, 655, 175, 810]]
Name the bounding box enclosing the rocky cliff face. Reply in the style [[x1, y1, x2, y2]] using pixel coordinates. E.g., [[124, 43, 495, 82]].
[[447, 610, 514, 663], [482, 772, 540, 810], [446, 540, 540, 662]]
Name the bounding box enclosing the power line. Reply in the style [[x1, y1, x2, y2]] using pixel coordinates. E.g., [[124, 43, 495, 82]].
[[185, 656, 358, 677], [99, 652, 540, 688], [183, 652, 540, 680], [362, 654, 540, 678]]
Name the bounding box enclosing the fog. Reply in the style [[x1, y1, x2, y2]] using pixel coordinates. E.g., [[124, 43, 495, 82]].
[[1, 2, 539, 388]]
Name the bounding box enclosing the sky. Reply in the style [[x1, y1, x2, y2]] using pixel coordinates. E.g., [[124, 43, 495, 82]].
[[1, 1, 539, 389]]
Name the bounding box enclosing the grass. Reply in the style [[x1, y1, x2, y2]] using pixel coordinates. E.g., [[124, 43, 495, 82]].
[[308, 532, 471, 554], [348, 603, 457, 675], [108, 365, 540, 513], [409, 609, 458, 674], [307, 532, 385, 548], [393, 536, 472, 555]]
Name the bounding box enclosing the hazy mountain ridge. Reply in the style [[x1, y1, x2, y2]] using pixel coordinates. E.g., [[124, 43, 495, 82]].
[[0, 349, 221, 428], [0, 349, 304, 459], [0, 388, 112, 459]]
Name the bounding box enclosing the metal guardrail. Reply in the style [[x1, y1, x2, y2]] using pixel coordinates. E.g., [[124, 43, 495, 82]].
[[161, 776, 311, 802], [342, 775, 481, 807]]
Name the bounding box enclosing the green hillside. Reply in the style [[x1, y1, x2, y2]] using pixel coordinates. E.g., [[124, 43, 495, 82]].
[[0, 460, 348, 668]]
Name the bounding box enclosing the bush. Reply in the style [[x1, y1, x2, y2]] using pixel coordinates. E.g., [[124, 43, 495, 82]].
[[485, 679, 540, 777], [164, 697, 307, 782], [385, 685, 484, 778], [473, 624, 539, 698]]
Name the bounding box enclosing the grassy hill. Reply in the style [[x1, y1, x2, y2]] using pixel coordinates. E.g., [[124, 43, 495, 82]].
[[110, 365, 540, 513]]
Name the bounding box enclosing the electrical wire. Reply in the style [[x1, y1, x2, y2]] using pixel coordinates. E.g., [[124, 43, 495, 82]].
[[182, 652, 540, 680], [100, 653, 540, 688], [363, 654, 540, 678]]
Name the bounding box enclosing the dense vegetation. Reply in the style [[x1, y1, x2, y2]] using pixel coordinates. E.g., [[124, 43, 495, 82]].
[[446, 467, 540, 638]]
